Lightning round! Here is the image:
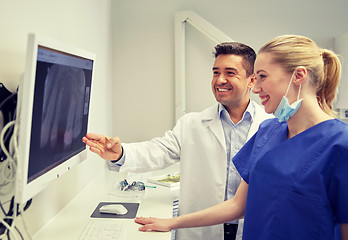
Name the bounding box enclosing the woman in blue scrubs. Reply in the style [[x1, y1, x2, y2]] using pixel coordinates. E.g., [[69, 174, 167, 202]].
[[135, 35, 348, 239]]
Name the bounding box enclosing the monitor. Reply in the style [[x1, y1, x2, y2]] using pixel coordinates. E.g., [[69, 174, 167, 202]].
[[15, 33, 95, 205]]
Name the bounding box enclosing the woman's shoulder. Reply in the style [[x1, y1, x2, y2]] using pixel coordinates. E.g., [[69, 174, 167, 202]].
[[260, 117, 278, 127], [328, 119, 348, 141], [258, 118, 283, 133], [332, 118, 348, 129]]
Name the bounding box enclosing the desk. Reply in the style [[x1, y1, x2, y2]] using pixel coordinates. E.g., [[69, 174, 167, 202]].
[[33, 167, 179, 240]]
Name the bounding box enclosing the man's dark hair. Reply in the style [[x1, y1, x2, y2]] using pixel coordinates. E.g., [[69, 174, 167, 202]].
[[213, 42, 256, 77]]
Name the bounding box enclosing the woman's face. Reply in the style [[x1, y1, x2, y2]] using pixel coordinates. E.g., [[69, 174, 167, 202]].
[[253, 53, 294, 114]]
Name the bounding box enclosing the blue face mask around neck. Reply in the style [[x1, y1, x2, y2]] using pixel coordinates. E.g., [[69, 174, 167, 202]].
[[274, 71, 303, 122]]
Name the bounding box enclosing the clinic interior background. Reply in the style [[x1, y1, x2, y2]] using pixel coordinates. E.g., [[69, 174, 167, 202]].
[[1, 0, 348, 236]]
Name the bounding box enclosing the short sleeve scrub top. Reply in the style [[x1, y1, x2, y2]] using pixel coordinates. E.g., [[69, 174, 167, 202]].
[[233, 118, 348, 240]]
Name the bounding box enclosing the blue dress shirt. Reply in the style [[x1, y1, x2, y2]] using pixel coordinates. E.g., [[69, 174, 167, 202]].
[[219, 102, 254, 224]]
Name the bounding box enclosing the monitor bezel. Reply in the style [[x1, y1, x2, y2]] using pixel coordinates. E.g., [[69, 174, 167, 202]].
[[15, 33, 95, 205]]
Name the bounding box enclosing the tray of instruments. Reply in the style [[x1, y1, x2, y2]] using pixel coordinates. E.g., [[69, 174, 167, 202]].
[[147, 172, 180, 187]]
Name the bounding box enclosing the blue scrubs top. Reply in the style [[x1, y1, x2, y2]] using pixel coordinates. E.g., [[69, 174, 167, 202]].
[[233, 118, 348, 240]]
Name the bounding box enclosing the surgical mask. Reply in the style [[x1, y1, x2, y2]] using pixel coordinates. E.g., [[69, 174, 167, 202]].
[[274, 71, 303, 122]]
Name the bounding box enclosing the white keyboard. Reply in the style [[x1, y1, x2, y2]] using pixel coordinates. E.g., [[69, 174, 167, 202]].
[[79, 219, 127, 240]]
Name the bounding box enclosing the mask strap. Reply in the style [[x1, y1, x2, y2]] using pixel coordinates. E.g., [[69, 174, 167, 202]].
[[297, 84, 302, 101], [284, 71, 296, 96]]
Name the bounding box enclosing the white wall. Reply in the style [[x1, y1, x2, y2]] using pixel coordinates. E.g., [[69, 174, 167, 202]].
[[111, 0, 348, 143], [0, 0, 113, 236], [335, 32, 348, 109]]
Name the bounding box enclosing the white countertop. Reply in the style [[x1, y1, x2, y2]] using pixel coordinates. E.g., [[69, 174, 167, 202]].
[[33, 167, 179, 240]]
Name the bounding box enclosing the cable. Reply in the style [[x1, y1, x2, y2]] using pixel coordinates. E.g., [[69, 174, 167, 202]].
[[0, 197, 31, 240], [0, 197, 14, 236], [0, 92, 17, 129], [14, 225, 24, 240], [0, 120, 22, 240], [0, 121, 15, 161], [0, 217, 19, 240], [0, 93, 17, 111], [0, 92, 17, 166], [0, 87, 25, 240], [16, 215, 31, 240], [0, 88, 29, 239], [0, 121, 17, 185]]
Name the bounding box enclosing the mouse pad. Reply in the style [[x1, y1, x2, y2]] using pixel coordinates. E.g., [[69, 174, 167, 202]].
[[90, 202, 140, 219]]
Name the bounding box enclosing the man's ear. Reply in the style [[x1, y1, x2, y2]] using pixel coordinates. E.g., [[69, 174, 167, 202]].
[[293, 66, 307, 85], [248, 73, 256, 89]]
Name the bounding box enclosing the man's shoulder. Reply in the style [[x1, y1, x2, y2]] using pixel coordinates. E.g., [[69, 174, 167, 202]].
[[173, 105, 219, 130], [180, 104, 219, 120]]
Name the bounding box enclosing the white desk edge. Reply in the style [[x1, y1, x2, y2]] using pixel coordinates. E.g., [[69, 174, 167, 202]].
[[32, 167, 179, 240]]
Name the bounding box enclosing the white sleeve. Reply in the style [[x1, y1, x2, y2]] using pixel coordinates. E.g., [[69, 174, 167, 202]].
[[106, 148, 126, 171], [116, 116, 185, 173]]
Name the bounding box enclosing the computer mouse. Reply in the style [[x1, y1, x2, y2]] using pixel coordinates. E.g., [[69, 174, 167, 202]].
[[99, 204, 128, 215]]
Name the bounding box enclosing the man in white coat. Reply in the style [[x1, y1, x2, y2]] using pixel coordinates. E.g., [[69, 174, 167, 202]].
[[83, 42, 273, 240]]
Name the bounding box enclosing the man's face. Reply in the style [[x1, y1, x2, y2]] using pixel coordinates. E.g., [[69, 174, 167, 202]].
[[211, 54, 254, 110]]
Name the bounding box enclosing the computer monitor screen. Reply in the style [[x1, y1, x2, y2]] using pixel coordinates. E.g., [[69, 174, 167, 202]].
[[15, 33, 95, 204]]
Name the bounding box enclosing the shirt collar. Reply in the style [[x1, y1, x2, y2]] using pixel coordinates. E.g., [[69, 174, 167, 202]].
[[218, 101, 255, 123]]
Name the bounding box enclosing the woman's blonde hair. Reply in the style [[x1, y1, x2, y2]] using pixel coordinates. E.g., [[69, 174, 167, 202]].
[[259, 35, 342, 117]]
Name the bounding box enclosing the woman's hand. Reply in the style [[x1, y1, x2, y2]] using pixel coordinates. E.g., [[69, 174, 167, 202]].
[[135, 181, 249, 233], [135, 217, 175, 232]]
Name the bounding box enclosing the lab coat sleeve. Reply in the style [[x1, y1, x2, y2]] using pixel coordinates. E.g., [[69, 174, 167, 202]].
[[113, 115, 186, 173], [106, 151, 125, 171]]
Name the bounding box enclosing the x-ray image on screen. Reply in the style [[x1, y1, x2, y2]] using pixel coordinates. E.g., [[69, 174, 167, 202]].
[[40, 65, 86, 150], [27, 46, 92, 183]]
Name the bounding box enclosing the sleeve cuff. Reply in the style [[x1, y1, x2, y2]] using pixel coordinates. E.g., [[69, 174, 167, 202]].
[[110, 146, 125, 166]]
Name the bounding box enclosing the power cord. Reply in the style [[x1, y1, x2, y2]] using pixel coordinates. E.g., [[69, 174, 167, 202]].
[[0, 121, 17, 187], [0, 197, 20, 240], [0, 196, 32, 240], [0, 86, 31, 239], [0, 93, 17, 164]]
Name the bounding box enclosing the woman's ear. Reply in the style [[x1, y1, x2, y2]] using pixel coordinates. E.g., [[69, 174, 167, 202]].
[[293, 66, 307, 85]]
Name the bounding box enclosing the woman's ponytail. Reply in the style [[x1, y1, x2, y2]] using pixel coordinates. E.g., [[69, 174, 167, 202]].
[[317, 49, 341, 117]]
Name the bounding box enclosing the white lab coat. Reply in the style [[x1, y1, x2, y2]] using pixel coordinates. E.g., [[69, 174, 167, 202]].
[[114, 101, 273, 240]]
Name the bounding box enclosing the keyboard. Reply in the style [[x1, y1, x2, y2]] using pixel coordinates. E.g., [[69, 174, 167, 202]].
[[79, 219, 127, 240]]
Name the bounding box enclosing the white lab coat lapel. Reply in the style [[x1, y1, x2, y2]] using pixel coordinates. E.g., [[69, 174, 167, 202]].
[[201, 104, 226, 152], [247, 102, 274, 141], [202, 102, 269, 145]]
